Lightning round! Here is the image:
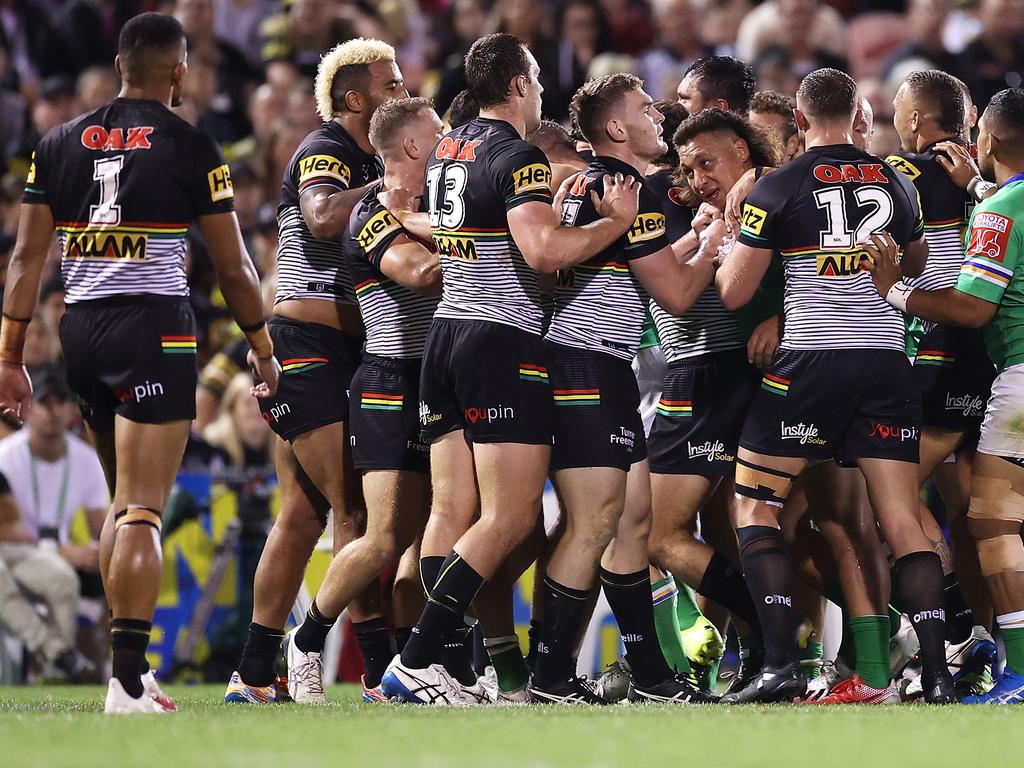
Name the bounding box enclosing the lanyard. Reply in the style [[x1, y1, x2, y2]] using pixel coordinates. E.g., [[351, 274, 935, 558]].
[[29, 442, 71, 537]]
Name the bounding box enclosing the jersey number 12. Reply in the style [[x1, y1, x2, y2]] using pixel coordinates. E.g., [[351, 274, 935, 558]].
[[90, 155, 124, 226], [814, 186, 893, 250]]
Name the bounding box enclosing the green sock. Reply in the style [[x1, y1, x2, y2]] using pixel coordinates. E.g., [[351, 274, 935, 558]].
[[849, 615, 891, 689], [652, 576, 691, 674], [888, 604, 902, 638], [801, 640, 824, 680], [674, 578, 703, 630], [484, 636, 529, 691], [1000, 626, 1024, 671]]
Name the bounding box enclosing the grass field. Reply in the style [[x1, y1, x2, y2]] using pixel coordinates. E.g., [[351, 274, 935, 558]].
[[0, 684, 1020, 768]]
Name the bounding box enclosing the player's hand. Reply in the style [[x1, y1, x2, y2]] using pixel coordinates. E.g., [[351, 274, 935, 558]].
[[859, 232, 903, 296], [378, 185, 421, 217], [934, 141, 980, 190], [691, 202, 721, 235], [747, 314, 781, 368], [725, 167, 759, 234], [594, 172, 640, 226], [553, 172, 579, 214], [247, 350, 282, 398], [0, 362, 31, 427]]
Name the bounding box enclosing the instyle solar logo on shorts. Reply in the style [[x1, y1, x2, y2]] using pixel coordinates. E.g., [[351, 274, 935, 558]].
[[553, 388, 600, 406], [361, 392, 404, 411], [656, 398, 692, 417], [519, 363, 549, 383], [916, 349, 956, 366], [282, 357, 328, 375], [761, 373, 790, 396], [161, 336, 197, 354]]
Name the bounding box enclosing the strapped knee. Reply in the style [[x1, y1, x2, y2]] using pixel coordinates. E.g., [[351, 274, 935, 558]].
[[967, 475, 1024, 525], [735, 458, 796, 507], [114, 506, 163, 533], [968, 473, 1024, 576]]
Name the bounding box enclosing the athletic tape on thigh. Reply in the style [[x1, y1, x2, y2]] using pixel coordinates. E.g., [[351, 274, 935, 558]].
[[734, 458, 795, 506], [113, 506, 163, 532], [967, 476, 1024, 523], [977, 534, 1024, 577]]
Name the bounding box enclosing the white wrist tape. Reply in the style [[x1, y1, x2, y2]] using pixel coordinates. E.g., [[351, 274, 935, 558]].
[[885, 280, 915, 312]]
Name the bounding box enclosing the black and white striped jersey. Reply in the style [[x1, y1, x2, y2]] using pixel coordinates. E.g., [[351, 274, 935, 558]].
[[275, 121, 382, 306], [424, 117, 552, 335], [23, 98, 233, 303], [652, 287, 745, 362], [546, 156, 670, 361], [738, 144, 924, 352], [345, 187, 438, 358]]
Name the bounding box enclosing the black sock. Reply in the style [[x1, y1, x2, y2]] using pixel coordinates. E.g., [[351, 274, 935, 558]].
[[238, 622, 285, 687], [353, 617, 393, 688], [111, 618, 151, 698], [420, 555, 445, 595], [401, 551, 484, 670], [737, 526, 797, 669], [895, 551, 949, 684], [699, 551, 761, 629], [601, 568, 673, 688], [532, 578, 590, 688], [440, 623, 478, 685], [294, 600, 336, 654], [527, 618, 543, 672], [395, 627, 413, 653], [944, 573, 974, 643]]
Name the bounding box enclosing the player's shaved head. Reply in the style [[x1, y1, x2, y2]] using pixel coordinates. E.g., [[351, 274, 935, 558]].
[[117, 12, 186, 87], [902, 70, 965, 136], [983, 88, 1024, 161], [369, 97, 435, 154], [315, 38, 397, 121], [571, 73, 643, 145], [796, 68, 857, 121]]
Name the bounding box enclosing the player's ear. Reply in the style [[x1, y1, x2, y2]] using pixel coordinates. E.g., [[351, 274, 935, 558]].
[[712, 99, 729, 112], [852, 106, 864, 132], [735, 137, 749, 163], [404, 135, 418, 161], [114, 55, 123, 79], [514, 74, 528, 99], [794, 108, 810, 132], [344, 90, 364, 115], [606, 117, 624, 144]]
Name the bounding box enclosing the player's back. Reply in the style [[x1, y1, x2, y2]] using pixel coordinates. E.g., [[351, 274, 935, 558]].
[[739, 144, 923, 352], [25, 98, 234, 304], [425, 117, 551, 335]]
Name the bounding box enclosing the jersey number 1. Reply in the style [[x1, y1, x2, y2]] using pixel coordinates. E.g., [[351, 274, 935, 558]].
[[814, 186, 893, 250], [426, 164, 467, 230], [90, 156, 124, 226]]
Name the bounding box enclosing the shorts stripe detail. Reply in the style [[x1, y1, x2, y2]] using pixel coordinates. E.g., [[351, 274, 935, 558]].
[[161, 335, 197, 354], [282, 356, 329, 375], [361, 392, 404, 411], [656, 398, 692, 417], [916, 349, 956, 366], [553, 388, 600, 406], [761, 373, 790, 396], [519, 364, 549, 382]]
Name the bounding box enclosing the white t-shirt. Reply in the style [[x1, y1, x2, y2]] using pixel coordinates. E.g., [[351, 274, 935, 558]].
[[0, 430, 109, 544]]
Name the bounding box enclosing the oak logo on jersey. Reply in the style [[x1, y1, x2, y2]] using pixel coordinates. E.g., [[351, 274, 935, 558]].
[[813, 163, 888, 184], [816, 252, 864, 277], [741, 204, 767, 235], [80, 125, 154, 151], [434, 137, 482, 162], [207, 164, 234, 202], [884, 155, 921, 181], [64, 232, 147, 261], [297, 154, 351, 187], [433, 234, 478, 261], [512, 163, 551, 195], [626, 212, 666, 244], [967, 212, 1013, 262], [357, 209, 401, 252]]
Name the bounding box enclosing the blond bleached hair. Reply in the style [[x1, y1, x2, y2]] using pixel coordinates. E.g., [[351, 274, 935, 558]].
[[315, 38, 396, 122]]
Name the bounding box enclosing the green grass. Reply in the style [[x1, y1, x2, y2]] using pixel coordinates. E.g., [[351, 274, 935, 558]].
[[0, 684, 1021, 767]]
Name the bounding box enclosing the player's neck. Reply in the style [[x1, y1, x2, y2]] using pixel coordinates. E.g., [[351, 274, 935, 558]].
[[478, 105, 526, 138], [333, 114, 374, 155], [804, 127, 855, 150], [117, 84, 172, 106], [382, 159, 420, 192], [915, 132, 957, 152], [589, 144, 646, 176], [28, 432, 66, 462], [994, 160, 1024, 187]]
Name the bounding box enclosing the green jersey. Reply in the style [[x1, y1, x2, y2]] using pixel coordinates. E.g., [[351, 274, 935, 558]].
[[954, 178, 1024, 372], [639, 309, 660, 351]]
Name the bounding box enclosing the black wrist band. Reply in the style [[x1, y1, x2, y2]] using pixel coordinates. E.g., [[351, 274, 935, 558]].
[[2, 312, 31, 323], [240, 318, 267, 334]]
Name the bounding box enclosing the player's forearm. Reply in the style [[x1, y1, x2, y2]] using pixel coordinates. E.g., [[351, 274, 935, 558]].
[[903, 287, 992, 329], [527, 217, 628, 274], [392, 211, 432, 243], [652, 258, 716, 316], [670, 230, 700, 263], [305, 186, 370, 239]]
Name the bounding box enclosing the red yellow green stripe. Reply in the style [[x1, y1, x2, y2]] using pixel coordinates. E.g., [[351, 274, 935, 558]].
[[553, 388, 600, 406], [916, 349, 956, 366], [282, 356, 328, 375], [761, 373, 790, 396], [161, 335, 196, 354], [656, 398, 692, 417], [361, 392, 404, 411], [519, 364, 549, 382]]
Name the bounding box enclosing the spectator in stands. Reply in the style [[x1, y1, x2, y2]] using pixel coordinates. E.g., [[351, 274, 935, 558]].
[[752, 45, 800, 96], [748, 90, 801, 161], [22, 309, 60, 369], [52, 0, 132, 76], [702, 0, 752, 58], [181, 54, 238, 144], [259, 0, 373, 78], [638, 0, 710, 102], [0, 0, 58, 93], [74, 65, 119, 114], [38, 273, 64, 336], [432, 0, 488, 116], [957, 0, 1024, 111], [545, 0, 610, 121], [754, 0, 846, 81], [880, 0, 958, 83], [231, 161, 264, 261], [0, 40, 27, 161], [29, 75, 75, 145], [203, 373, 273, 468], [598, 0, 654, 55], [212, 0, 278, 67], [735, 0, 846, 65]]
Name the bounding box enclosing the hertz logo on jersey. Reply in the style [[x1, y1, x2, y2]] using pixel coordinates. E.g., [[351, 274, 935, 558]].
[[357, 210, 401, 252], [816, 252, 864, 277], [742, 204, 767, 235], [434, 234, 478, 261], [512, 163, 551, 195], [298, 154, 352, 188], [885, 155, 921, 181], [626, 212, 666, 244], [207, 164, 234, 202]]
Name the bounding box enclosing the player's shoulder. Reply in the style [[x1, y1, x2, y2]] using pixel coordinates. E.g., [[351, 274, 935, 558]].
[[884, 149, 935, 182], [975, 182, 1024, 232], [350, 185, 401, 253]]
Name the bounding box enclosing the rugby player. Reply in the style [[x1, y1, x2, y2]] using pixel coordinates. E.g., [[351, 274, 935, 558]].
[[676, 56, 756, 116], [381, 33, 640, 705], [4, 12, 280, 713], [283, 98, 444, 702], [749, 90, 802, 162], [865, 87, 1024, 704], [718, 68, 957, 704], [226, 39, 408, 704], [530, 75, 724, 705]]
